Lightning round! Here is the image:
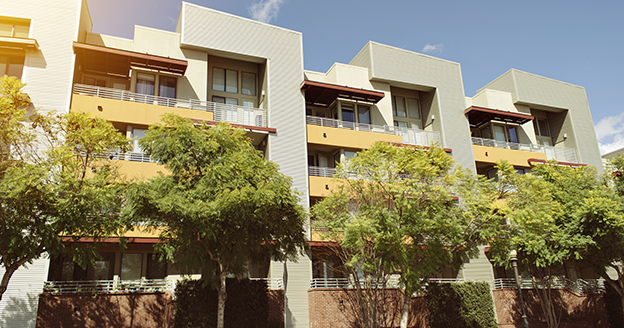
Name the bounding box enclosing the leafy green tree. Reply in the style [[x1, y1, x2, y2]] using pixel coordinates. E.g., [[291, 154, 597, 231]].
[[312, 142, 501, 328], [490, 161, 622, 328], [0, 76, 131, 301], [128, 114, 307, 328]]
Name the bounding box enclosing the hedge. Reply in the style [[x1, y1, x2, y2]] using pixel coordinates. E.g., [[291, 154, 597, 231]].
[[426, 281, 497, 328], [174, 278, 269, 328]]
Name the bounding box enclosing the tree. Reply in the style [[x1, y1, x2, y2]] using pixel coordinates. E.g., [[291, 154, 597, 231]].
[[127, 114, 307, 328], [489, 161, 621, 328], [312, 142, 500, 328], [0, 76, 131, 301]]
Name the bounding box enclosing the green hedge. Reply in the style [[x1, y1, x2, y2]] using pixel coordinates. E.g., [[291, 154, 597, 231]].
[[174, 278, 269, 328], [426, 281, 497, 328], [604, 282, 624, 328]]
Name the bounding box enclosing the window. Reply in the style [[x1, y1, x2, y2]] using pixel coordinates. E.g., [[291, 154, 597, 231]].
[[84, 77, 106, 87], [358, 105, 371, 124], [342, 103, 355, 122], [146, 254, 166, 279], [0, 16, 30, 38], [534, 118, 550, 137], [241, 72, 256, 96], [393, 96, 421, 129], [121, 253, 143, 280], [0, 53, 25, 79], [212, 96, 238, 105], [213, 68, 238, 93], [159, 76, 177, 98]]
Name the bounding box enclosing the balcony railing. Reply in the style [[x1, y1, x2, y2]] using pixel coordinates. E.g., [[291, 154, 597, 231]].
[[493, 277, 604, 295], [471, 137, 578, 163], [308, 166, 337, 178], [73, 84, 267, 127], [249, 278, 284, 290], [43, 279, 175, 294], [306, 116, 441, 147], [108, 151, 154, 163], [309, 277, 470, 290]]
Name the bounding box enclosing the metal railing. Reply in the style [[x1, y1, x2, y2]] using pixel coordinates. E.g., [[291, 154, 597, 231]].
[[249, 278, 284, 290], [310, 277, 470, 290], [107, 151, 155, 163], [306, 116, 441, 147], [73, 84, 267, 127], [471, 137, 578, 163], [492, 277, 604, 295], [43, 279, 175, 294], [308, 166, 337, 178]]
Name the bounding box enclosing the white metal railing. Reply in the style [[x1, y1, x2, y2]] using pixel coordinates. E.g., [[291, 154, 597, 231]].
[[492, 278, 604, 295], [308, 166, 337, 178], [310, 277, 470, 290], [73, 84, 267, 127], [249, 278, 284, 290], [471, 137, 578, 163], [107, 151, 155, 163], [306, 116, 440, 147], [43, 279, 175, 294]]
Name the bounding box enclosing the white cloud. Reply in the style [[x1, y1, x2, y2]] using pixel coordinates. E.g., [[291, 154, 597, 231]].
[[595, 112, 624, 154], [248, 0, 285, 24], [422, 43, 444, 54]]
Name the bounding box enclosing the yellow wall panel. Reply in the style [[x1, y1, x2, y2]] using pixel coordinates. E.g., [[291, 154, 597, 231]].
[[307, 124, 402, 150], [472, 145, 546, 167]]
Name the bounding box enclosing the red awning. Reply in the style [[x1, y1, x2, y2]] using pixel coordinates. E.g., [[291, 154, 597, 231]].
[[300, 80, 384, 107], [464, 106, 533, 128], [73, 42, 188, 76]]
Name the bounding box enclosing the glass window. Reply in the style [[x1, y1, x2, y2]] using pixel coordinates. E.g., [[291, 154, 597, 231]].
[[493, 125, 507, 142], [132, 128, 145, 153], [342, 104, 355, 122], [226, 69, 238, 93], [241, 72, 256, 96], [243, 100, 254, 108], [393, 96, 406, 117], [394, 121, 408, 128], [212, 67, 225, 92], [407, 98, 420, 119], [146, 254, 166, 279], [121, 253, 143, 280], [0, 17, 30, 38], [358, 105, 371, 124], [537, 118, 550, 137], [159, 76, 176, 98], [212, 96, 238, 105], [0, 54, 25, 79], [136, 72, 155, 96], [508, 127, 518, 143]]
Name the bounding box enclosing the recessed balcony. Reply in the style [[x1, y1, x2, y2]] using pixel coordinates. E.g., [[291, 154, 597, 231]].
[[471, 137, 578, 164], [306, 116, 440, 149], [72, 84, 267, 127]]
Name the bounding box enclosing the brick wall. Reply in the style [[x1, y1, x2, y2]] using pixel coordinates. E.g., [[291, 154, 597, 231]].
[[493, 289, 608, 328], [36, 291, 174, 328], [268, 289, 284, 328], [308, 288, 428, 328]]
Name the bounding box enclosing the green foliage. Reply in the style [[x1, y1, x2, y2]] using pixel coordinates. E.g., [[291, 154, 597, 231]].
[[174, 278, 269, 328], [312, 142, 501, 327], [128, 114, 307, 280], [426, 281, 497, 328], [0, 76, 131, 300]]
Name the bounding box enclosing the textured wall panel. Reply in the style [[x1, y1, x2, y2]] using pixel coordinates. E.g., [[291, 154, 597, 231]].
[[0, 259, 50, 328], [181, 5, 310, 327]]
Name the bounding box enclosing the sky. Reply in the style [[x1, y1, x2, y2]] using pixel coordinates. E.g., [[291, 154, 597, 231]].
[[85, 0, 624, 154]]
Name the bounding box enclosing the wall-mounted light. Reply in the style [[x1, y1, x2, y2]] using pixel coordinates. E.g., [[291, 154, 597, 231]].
[[325, 185, 329, 190], [485, 152, 488, 157], [323, 133, 327, 138], [97, 105, 103, 111], [431, 114, 435, 121], [563, 133, 568, 140]]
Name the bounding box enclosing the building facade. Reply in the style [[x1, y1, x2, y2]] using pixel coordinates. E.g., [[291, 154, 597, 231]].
[[0, 1, 603, 327]]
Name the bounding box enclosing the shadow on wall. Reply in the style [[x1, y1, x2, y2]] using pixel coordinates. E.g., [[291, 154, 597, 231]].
[[35, 292, 174, 328], [0, 293, 39, 328]]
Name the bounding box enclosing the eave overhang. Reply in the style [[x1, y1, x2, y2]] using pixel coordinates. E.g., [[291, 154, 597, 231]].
[[465, 106, 534, 128], [0, 36, 39, 51], [301, 80, 384, 107], [73, 42, 188, 77]]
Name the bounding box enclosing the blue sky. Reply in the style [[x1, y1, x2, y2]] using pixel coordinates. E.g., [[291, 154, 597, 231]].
[[86, 0, 624, 154]]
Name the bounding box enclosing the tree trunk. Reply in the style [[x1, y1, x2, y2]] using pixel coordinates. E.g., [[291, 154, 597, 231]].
[[216, 269, 227, 328], [400, 285, 412, 328], [0, 265, 18, 302]]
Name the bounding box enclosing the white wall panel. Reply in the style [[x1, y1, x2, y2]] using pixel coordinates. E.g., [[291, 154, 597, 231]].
[[0, 259, 50, 328]]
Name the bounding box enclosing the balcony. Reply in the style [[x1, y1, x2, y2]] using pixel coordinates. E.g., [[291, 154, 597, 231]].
[[43, 277, 283, 294], [493, 277, 604, 295], [471, 137, 578, 164], [309, 277, 470, 290], [306, 116, 440, 149], [72, 84, 267, 127], [308, 166, 336, 178]]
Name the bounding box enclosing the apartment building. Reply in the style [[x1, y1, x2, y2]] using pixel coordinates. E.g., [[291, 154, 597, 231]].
[[0, 1, 603, 327]]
